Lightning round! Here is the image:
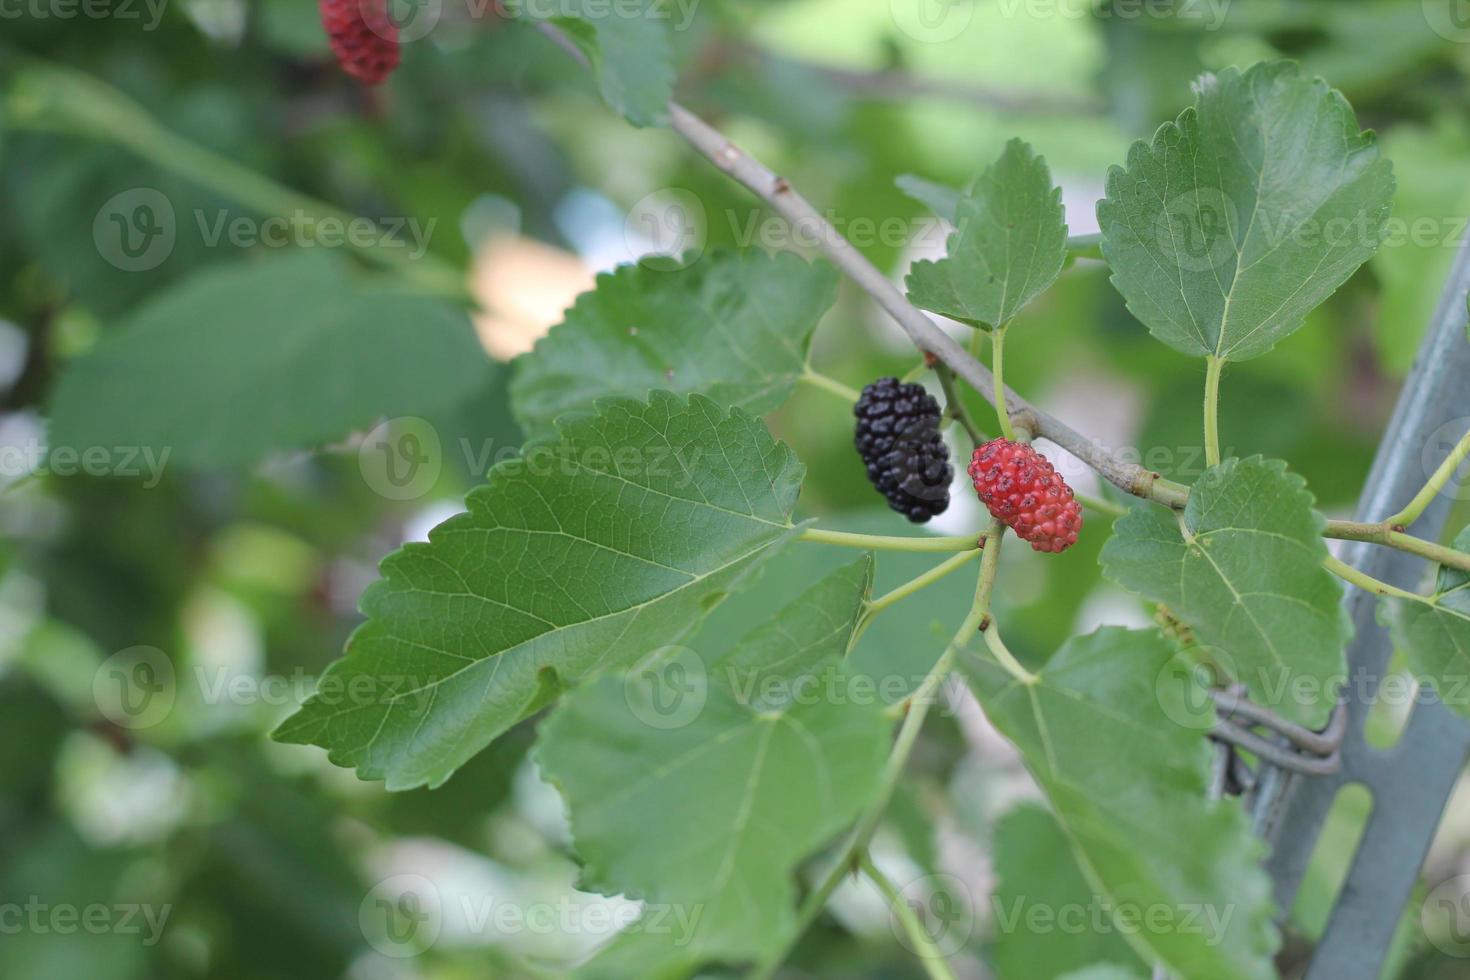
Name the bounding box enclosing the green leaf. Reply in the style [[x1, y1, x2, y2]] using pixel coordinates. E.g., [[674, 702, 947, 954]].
[[47, 253, 490, 470], [537, 559, 888, 965], [712, 555, 873, 708], [1097, 60, 1394, 361], [540, 4, 675, 127], [1101, 456, 1349, 728], [905, 139, 1068, 330], [990, 803, 1144, 980], [273, 392, 805, 789], [961, 627, 1279, 980], [511, 250, 838, 440], [1383, 528, 1470, 719], [895, 173, 962, 223]]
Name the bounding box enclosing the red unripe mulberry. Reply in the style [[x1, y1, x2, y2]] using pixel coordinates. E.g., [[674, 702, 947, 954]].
[[968, 438, 1082, 553], [319, 0, 400, 85]]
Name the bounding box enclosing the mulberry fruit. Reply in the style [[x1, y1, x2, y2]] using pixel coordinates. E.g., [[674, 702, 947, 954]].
[[854, 377, 953, 523], [968, 438, 1082, 553], [319, 0, 400, 85]]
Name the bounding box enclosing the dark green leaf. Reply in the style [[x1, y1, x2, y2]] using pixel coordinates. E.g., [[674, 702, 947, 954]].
[[274, 393, 805, 789], [905, 139, 1068, 330], [962, 627, 1279, 979], [990, 803, 1144, 980], [538, 559, 887, 964], [1098, 61, 1394, 361], [511, 249, 837, 440], [1101, 457, 1349, 728], [48, 253, 489, 470]]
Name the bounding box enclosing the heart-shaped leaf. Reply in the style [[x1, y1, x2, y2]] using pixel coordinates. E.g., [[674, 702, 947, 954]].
[[274, 392, 805, 789], [1101, 456, 1349, 728], [962, 627, 1279, 980], [1098, 60, 1394, 361], [905, 139, 1068, 330]]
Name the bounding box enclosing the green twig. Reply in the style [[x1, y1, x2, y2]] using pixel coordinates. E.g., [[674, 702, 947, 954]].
[[1074, 490, 1127, 518], [991, 326, 1016, 441], [1323, 554, 1426, 603], [1385, 425, 1470, 529], [857, 549, 982, 640], [800, 368, 862, 404], [858, 852, 960, 980], [1203, 355, 1224, 469], [934, 361, 986, 447], [1325, 521, 1470, 574], [800, 528, 982, 552], [753, 523, 1004, 979]]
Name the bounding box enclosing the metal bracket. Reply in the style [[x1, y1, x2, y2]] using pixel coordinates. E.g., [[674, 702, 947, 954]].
[[1251, 242, 1470, 978]]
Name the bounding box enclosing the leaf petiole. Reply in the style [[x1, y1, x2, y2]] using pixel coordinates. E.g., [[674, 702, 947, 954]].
[[1323, 554, 1426, 603], [800, 368, 862, 404], [1384, 425, 1470, 529], [934, 361, 986, 447], [859, 549, 982, 633], [991, 324, 1017, 441], [1203, 355, 1224, 469], [800, 528, 982, 552], [858, 852, 960, 980], [755, 523, 1005, 979]]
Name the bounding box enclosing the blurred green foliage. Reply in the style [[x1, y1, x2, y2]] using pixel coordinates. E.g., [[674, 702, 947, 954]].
[[1, 1, 1468, 977]]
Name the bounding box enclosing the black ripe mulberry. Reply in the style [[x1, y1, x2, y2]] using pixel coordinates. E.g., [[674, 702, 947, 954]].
[[854, 377, 953, 523]]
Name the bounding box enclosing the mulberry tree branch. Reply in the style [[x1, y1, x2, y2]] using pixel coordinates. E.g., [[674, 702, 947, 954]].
[[534, 20, 1470, 575]]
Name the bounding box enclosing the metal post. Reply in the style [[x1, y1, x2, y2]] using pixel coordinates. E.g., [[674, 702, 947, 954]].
[[1255, 243, 1470, 978]]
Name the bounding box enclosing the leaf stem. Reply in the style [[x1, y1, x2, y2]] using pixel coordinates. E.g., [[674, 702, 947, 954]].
[[1324, 520, 1470, 574], [991, 326, 1017, 441], [857, 852, 960, 980], [980, 616, 1038, 685], [1384, 424, 1470, 528], [1203, 355, 1224, 469], [753, 524, 1003, 979], [800, 528, 982, 553], [934, 361, 986, 447], [800, 368, 861, 404], [1074, 490, 1127, 518], [860, 549, 982, 630], [1322, 554, 1426, 603]]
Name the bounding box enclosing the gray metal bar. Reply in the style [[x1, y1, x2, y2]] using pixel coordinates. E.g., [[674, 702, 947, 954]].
[[1258, 241, 1470, 978]]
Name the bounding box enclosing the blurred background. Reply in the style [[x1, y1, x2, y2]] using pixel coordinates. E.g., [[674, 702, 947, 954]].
[[3, 1, 1470, 977]]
